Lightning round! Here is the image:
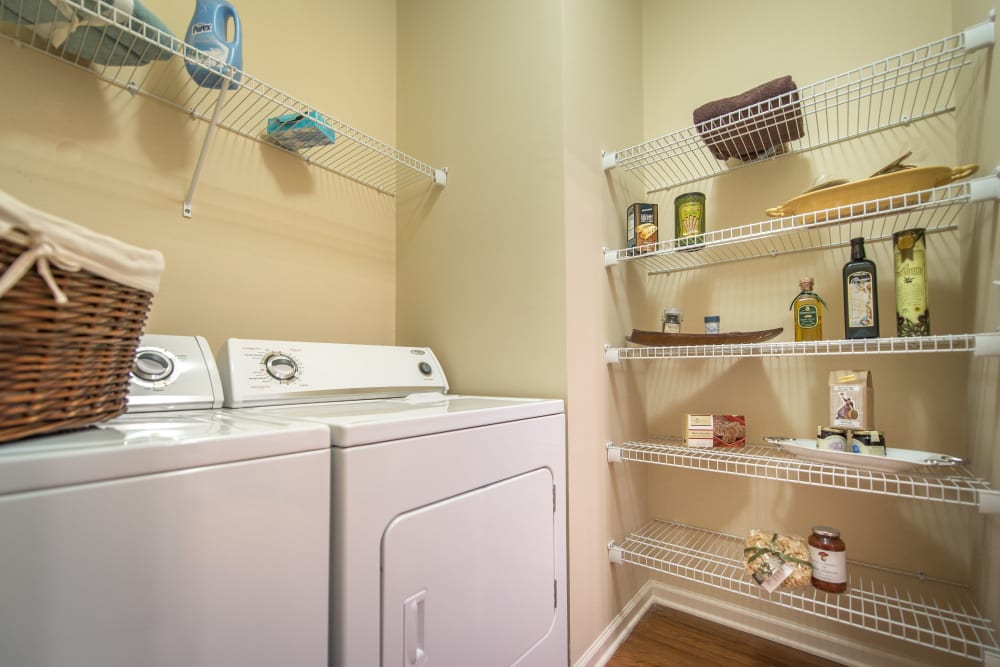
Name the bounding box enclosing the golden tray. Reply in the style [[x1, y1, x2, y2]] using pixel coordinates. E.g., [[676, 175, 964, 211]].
[[765, 164, 978, 222]]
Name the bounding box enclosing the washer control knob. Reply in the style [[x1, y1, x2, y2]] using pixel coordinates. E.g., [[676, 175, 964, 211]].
[[265, 354, 298, 381], [132, 349, 175, 382], [418, 361, 433, 376]]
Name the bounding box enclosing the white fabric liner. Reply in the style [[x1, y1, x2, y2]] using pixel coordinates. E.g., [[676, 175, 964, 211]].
[[0, 190, 164, 302]]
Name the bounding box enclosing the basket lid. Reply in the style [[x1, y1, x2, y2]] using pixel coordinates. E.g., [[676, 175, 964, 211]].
[[0, 190, 164, 295]]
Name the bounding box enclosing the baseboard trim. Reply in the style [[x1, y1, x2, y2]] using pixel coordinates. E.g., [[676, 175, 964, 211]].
[[574, 579, 935, 667], [571, 580, 659, 667]]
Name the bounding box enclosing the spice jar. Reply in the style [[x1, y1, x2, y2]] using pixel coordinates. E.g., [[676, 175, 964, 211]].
[[704, 315, 720, 334], [662, 308, 684, 334], [808, 526, 847, 593]]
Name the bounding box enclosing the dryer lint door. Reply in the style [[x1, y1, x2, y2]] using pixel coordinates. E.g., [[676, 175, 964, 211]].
[[381, 468, 556, 667]]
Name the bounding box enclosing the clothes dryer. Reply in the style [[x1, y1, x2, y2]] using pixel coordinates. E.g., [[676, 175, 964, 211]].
[[218, 338, 568, 667], [0, 335, 331, 667]]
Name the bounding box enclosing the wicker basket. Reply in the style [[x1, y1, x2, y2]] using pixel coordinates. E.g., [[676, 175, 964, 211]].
[[0, 236, 155, 443]]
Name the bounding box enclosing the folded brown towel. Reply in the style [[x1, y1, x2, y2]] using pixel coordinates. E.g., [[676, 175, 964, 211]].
[[693, 75, 804, 162]]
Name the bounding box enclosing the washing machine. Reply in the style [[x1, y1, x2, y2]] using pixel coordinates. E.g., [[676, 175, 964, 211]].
[[0, 335, 331, 667], [217, 338, 568, 667]]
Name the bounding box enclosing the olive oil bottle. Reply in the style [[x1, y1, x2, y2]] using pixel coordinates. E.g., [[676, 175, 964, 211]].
[[791, 277, 825, 341], [894, 228, 930, 336], [843, 237, 880, 339]]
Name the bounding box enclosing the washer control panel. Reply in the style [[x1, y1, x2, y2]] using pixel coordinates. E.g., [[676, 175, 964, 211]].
[[126, 335, 224, 412], [218, 339, 449, 408]]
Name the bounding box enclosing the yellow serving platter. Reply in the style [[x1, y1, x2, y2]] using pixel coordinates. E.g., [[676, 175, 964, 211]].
[[765, 164, 978, 222]]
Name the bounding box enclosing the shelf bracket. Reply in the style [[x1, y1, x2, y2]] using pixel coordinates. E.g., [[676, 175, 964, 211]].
[[963, 10, 996, 53], [984, 647, 1000, 667], [974, 333, 1000, 357], [607, 442, 622, 463], [978, 489, 1000, 514], [968, 169, 1000, 203], [605, 345, 621, 364], [601, 151, 618, 171], [183, 73, 233, 218], [603, 247, 619, 268], [607, 540, 624, 565], [433, 168, 448, 188]]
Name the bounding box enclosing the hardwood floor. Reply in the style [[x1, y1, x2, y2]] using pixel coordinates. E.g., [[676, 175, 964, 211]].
[[606, 604, 846, 667]]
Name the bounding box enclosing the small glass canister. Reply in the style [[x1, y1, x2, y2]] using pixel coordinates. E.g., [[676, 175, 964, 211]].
[[661, 308, 684, 334], [674, 192, 706, 250], [704, 315, 720, 334]]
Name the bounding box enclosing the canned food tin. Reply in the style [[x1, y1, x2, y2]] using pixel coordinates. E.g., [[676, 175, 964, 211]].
[[674, 192, 706, 250]]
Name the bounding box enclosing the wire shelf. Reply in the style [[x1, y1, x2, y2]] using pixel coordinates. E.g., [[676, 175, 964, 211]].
[[602, 14, 995, 194], [604, 333, 1000, 362], [0, 0, 446, 199], [608, 438, 992, 507], [604, 175, 1000, 273], [609, 519, 999, 661]]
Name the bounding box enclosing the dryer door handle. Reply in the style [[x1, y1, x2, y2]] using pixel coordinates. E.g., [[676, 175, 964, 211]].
[[404, 589, 428, 666]]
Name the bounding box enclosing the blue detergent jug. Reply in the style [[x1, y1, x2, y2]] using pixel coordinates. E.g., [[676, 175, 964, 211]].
[[184, 0, 243, 90]]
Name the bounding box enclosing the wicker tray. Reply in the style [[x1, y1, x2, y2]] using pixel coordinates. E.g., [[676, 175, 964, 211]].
[[627, 327, 783, 346], [764, 164, 978, 222], [0, 237, 154, 443]]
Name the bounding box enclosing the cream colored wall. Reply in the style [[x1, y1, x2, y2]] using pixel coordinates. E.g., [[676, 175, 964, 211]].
[[562, 1, 650, 662], [0, 0, 399, 351], [954, 0, 1000, 640], [395, 0, 567, 398]]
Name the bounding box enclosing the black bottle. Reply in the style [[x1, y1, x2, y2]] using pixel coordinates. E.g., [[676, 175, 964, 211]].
[[843, 237, 879, 339]]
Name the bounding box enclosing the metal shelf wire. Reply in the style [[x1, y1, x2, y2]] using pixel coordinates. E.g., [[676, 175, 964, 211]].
[[608, 519, 999, 661], [607, 438, 992, 507], [603, 175, 1000, 273], [1, 0, 446, 209], [602, 13, 996, 194], [604, 333, 1000, 362]]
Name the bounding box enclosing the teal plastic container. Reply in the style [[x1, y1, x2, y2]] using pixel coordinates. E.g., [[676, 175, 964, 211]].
[[184, 0, 243, 90]]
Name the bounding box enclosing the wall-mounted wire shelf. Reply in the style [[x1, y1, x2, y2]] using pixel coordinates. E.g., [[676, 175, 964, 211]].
[[604, 174, 1000, 274], [604, 332, 1000, 362], [1, 0, 446, 216], [608, 520, 997, 660], [601, 13, 995, 194], [608, 520, 999, 662], [606, 438, 994, 508]]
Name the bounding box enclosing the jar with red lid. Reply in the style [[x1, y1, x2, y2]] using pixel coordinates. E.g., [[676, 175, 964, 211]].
[[808, 526, 847, 593]]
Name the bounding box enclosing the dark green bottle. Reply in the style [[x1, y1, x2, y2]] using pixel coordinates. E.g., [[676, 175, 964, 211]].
[[842, 237, 879, 339]]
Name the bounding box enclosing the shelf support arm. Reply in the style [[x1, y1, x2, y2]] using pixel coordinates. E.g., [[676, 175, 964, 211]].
[[607, 540, 624, 565], [605, 345, 621, 364], [978, 489, 1000, 514], [963, 10, 996, 52], [183, 73, 232, 218], [607, 442, 622, 463]]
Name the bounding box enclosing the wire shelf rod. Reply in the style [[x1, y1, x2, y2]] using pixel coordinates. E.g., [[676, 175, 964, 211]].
[[604, 14, 994, 193], [610, 520, 998, 660], [1, 0, 446, 201], [608, 440, 991, 506], [605, 175, 998, 273]]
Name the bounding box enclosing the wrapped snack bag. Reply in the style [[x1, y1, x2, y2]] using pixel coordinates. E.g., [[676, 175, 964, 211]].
[[743, 529, 812, 592]]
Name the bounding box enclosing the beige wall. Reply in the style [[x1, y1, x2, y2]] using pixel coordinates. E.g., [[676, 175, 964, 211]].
[[0, 0, 400, 352], [395, 0, 568, 398], [561, 0, 650, 661], [954, 0, 1000, 638]]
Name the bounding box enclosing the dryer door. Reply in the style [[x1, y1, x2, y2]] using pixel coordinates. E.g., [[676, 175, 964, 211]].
[[381, 468, 556, 667]]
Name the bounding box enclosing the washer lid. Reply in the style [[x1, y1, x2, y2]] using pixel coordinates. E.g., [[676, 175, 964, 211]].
[[0, 411, 329, 495], [237, 394, 565, 447]]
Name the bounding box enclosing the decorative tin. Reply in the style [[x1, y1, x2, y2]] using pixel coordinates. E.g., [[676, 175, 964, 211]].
[[674, 192, 705, 249]]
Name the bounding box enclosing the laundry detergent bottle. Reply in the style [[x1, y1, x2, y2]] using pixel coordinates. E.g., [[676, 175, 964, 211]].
[[184, 0, 243, 90]]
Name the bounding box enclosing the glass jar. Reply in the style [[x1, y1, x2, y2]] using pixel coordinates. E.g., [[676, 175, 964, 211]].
[[674, 192, 705, 250], [808, 526, 847, 593], [662, 308, 684, 334], [704, 315, 720, 334]]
